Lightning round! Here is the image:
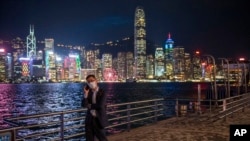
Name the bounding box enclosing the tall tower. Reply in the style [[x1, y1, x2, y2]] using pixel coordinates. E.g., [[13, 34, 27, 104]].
[[134, 6, 146, 79], [165, 33, 174, 60], [165, 33, 174, 79], [26, 25, 36, 58]]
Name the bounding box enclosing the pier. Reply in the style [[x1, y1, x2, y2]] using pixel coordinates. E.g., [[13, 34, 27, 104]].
[[0, 93, 250, 140]]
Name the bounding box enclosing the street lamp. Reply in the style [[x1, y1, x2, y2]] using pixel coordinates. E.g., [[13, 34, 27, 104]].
[[219, 58, 230, 98], [238, 58, 248, 93], [204, 55, 218, 104]]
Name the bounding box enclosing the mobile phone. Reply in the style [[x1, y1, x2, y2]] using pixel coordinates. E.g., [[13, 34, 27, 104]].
[[85, 85, 90, 90]]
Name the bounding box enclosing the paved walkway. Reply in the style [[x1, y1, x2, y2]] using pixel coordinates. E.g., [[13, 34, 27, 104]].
[[108, 107, 250, 141]]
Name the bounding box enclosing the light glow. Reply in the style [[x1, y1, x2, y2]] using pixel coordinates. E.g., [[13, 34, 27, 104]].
[[0, 49, 5, 52], [239, 58, 245, 61], [56, 57, 62, 61], [19, 57, 30, 61], [69, 54, 79, 58]]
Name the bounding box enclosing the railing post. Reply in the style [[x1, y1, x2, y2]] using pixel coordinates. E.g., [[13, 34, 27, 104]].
[[197, 84, 201, 115], [209, 98, 212, 117], [223, 99, 226, 111], [175, 98, 179, 117], [60, 112, 64, 140], [126, 104, 131, 131], [13, 128, 17, 141], [154, 101, 158, 122]]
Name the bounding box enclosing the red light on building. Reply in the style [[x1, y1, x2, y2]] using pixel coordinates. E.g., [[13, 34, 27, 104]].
[[0, 48, 5, 52], [239, 58, 245, 61], [195, 51, 200, 54]]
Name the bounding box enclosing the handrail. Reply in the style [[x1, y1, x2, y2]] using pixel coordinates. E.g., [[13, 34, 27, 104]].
[[1, 98, 164, 140]]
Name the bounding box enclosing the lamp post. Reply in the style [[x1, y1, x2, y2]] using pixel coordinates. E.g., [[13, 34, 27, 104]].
[[204, 55, 217, 104], [243, 63, 247, 93], [239, 58, 248, 93], [236, 61, 240, 95], [219, 58, 230, 98]]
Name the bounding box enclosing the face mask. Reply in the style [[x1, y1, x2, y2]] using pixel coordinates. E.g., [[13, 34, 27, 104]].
[[88, 81, 97, 89]]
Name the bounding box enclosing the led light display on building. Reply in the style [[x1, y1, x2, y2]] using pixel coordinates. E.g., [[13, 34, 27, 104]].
[[19, 58, 30, 77]]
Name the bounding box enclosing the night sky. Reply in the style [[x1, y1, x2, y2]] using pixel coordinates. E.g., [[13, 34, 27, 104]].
[[0, 0, 249, 58]]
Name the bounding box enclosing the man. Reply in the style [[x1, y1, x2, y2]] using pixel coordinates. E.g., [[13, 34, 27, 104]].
[[82, 75, 108, 141]]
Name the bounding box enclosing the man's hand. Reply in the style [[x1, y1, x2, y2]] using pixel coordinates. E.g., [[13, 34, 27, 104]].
[[84, 85, 89, 98]]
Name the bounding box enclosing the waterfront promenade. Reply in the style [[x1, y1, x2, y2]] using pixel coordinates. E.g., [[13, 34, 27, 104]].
[[108, 107, 250, 141]]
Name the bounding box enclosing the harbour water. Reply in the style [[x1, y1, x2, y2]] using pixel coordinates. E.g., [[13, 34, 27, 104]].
[[0, 82, 211, 128]]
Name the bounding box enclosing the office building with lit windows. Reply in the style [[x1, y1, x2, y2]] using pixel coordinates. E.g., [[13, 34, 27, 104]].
[[6, 53, 12, 80], [184, 53, 192, 80], [165, 33, 174, 79], [146, 55, 154, 79], [11, 37, 26, 79], [102, 53, 117, 81], [45, 38, 55, 81], [192, 51, 202, 80], [126, 52, 134, 79], [173, 47, 185, 81], [117, 52, 126, 80], [68, 53, 81, 81], [19, 58, 30, 77], [56, 55, 63, 81], [155, 47, 165, 78], [134, 6, 146, 79], [0, 49, 7, 82]]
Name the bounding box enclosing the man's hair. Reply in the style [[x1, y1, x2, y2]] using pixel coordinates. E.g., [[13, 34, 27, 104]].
[[86, 74, 96, 80]]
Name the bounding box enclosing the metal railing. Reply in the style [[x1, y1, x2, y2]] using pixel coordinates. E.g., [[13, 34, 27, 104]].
[[167, 93, 250, 122], [208, 92, 250, 122], [1, 98, 164, 141]]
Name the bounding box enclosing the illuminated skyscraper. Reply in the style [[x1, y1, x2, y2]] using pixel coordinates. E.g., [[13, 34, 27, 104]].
[[45, 38, 55, 80], [192, 51, 202, 80], [11, 37, 26, 79], [184, 53, 192, 80], [155, 47, 165, 78], [102, 54, 117, 81], [173, 47, 185, 81], [6, 53, 12, 79], [27, 25, 36, 58], [165, 33, 174, 79], [134, 6, 146, 79], [126, 52, 134, 79], [68, 53, 81, 81], [0, 48, 6, 82], [117, 52, 126, 80], [146, 55, 154, 79]]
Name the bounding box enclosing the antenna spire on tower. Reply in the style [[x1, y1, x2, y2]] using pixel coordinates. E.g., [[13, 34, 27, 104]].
[[168, 32, 171, 39]]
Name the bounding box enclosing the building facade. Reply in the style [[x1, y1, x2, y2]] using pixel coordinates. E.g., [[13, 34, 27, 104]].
[[134, 6, 146, 79]]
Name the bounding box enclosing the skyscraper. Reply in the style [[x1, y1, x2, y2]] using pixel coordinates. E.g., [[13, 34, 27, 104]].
[[165, 33, 174, 79], [134, 6, 146, 79], [45, 38, 55, 81], [155, 47, 165, 78], [0, 48, 6, 82], [26, 25, 36, 58]]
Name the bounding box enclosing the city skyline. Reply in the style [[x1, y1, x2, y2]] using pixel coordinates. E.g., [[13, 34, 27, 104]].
[[0, 0, 249, 59]]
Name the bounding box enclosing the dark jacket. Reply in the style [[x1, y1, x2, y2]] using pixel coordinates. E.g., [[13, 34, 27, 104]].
[[82, 88, 108, 128]]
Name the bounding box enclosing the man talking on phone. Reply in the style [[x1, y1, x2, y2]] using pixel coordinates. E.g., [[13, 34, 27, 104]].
[[82, 75, 108, 141]]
